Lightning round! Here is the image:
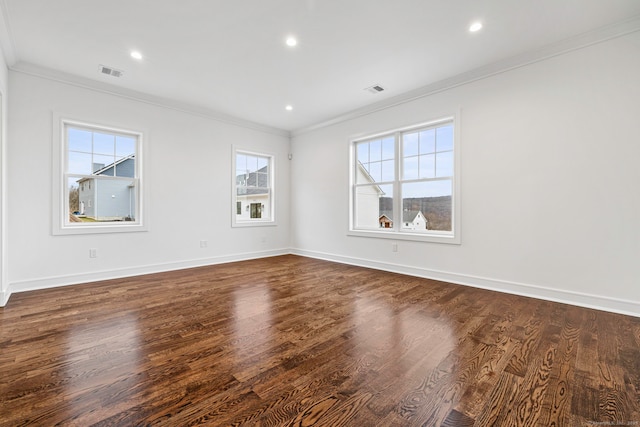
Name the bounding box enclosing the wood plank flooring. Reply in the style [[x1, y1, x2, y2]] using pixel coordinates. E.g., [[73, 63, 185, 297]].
[[1, 255, 639, 426]]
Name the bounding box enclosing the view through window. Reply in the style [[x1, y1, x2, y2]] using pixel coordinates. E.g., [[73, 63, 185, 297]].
[[234, 150, 274, 225], [65, 123, 140, 225], [352, 119, 456, 240]]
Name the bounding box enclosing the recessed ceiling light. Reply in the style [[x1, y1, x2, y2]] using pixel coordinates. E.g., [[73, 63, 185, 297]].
[[285, 105, 293, 111], [469, 22, 483, 33], [130, 50, 143, 60], [285, 37, 297, 47]]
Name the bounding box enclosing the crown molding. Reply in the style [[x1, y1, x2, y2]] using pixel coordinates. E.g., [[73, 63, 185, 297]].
[[291, 14, 640, 137], [10, 62, 290, 138]]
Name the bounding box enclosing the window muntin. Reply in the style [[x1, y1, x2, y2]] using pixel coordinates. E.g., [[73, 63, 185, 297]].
[[233, 150, 275, 226], [351, 118, 457, 242], [64, 123, 141, 226]]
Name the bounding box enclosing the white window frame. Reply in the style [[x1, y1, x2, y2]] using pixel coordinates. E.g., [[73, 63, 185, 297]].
[[348, 115, 461, 244], [232, 147, 276, 227], [52, 115, 147, 235]]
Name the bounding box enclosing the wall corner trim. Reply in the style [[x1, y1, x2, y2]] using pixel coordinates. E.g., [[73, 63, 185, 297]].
[[0, 289, 10, 307]]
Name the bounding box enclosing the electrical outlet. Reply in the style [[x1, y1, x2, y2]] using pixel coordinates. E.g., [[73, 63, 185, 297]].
[[391, 243, 398, 252], [261, 236, 267, 243], [199, 240, 208, 248], [89, 248, 97, 258]]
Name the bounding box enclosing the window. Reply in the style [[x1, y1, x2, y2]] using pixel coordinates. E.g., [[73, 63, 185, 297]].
[[53, 117, 145, 234], [350, 117, 459, 244], [233, 149, 275, 226]]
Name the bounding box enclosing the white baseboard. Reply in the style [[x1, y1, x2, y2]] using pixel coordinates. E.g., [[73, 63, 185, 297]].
[[6, 247, 639, 318], [8, 248, 290, 296], [291, 248, 640, 318]]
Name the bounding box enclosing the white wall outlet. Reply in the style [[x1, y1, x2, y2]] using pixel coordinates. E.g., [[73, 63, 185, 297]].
[[199, 240, 208, 248], [261, 236, 267, 243], [391, 243, 398, 252], [89, 248, 97, 258]]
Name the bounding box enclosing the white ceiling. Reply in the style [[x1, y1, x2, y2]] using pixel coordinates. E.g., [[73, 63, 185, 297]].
[[2, 0, 640, 132]]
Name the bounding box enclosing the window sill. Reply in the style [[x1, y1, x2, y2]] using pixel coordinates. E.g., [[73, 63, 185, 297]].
[[53, 222, 148, 235], [348, 229, 460, 245], [232, 220, 277, 228]]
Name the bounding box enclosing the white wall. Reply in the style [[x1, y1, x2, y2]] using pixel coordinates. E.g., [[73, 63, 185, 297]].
[[291, 32, 640, 316], [7, 71, 291, 293]]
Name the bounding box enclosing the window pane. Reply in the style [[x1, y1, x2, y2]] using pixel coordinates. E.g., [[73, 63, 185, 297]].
[[114, 156, 135, 178], [257, 156, 268, 171], [116, 136, 136, 157], [236, 154, 247, 174], [381, 137, 394, 161], [369, 139, 382, 162], [368, 161, 381, 182], [356, 161, 372, 184], [68, 128, 92, 152], [235, 151, 274, 223], [256, 172, 269, 188], [247, 155, 259, 173], [68, 177, 80, 216], [419, 129, 435, 154], [436, 151, 454, 178], [75, 177, 136, 222], [419, 154, 435, 179], [236, 194, 271, 220], [355, 184, 392, 230], [403, 132, 419, 157], [93, 133, 115, 155], [63, 123, 141, 228], [381, 159, 394, 182], [357, 142, 369, 164], [436, 125, 454, 152], [68, 151, 92, 175], [403, 156, 419, 180], [93, 154, 115, 174], [402, 179, 452, 231]]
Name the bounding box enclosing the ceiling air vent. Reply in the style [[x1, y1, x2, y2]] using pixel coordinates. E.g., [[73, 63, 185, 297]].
[[98, 65, 124, 78], [364, 84, 385, 94]]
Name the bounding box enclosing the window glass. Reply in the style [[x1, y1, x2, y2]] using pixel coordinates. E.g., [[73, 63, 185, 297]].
[[234, 150, 274, 225], [64, 124, 140, 226], [352, 119, 456, 240]]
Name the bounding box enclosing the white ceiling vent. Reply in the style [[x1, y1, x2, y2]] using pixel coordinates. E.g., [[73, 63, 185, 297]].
[[98, 65, 124, 78], [364, 84, 385, 94]]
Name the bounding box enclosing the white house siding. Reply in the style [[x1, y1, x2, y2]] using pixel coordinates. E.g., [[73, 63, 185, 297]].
[[236, 193, 269, 220], [354, 165, 382, 229], [401, 211, 427, 231]]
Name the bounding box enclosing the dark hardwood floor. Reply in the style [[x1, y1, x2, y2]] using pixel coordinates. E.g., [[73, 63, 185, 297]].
[[1, 255, 639, 426]]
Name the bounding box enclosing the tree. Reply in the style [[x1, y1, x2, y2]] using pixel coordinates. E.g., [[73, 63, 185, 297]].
[[69, 185, 79, 213]]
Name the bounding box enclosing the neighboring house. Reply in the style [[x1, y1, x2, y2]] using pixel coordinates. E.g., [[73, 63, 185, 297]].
[[236, 166, 270, 220], [78, 155, 136, 221], [355, 162, 385, 228], [378, 214, 392, 229], [402, 210, 428, 231]]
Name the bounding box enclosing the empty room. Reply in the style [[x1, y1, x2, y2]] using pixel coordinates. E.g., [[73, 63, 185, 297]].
[[1, 1, 639, 426]]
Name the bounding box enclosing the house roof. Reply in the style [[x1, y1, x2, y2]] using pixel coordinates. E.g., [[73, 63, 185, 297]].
[[77, 154, 135, 183], [403, 210, 422, 223], [237, 166, 269, 195], [357, 162, 384, 195], [92, 154, 135, 176]]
